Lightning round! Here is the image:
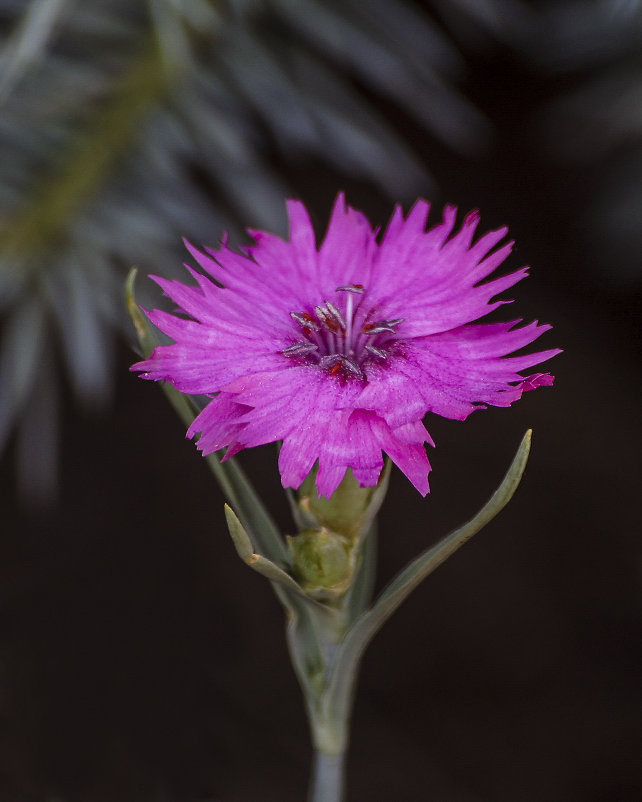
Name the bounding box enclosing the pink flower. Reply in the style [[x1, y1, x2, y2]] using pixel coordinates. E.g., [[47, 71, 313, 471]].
[[132, 195, 559, 497]]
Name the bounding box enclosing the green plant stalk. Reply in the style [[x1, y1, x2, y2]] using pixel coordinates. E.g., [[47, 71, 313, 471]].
[[301, 431, 532, 801], [127, 276, 533, 802], [291, 595, 352, 802], [309, 743, 347, 802]]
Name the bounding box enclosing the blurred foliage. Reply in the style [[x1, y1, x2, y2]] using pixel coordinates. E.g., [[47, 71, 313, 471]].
[[1, 0, 639, 501], [527, 0, 642, 285], [0, 0, 492, 500]]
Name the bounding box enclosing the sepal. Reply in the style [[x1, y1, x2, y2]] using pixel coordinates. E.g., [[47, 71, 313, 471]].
[[287, 528, 353, 600], [293, 461, 391, 542]]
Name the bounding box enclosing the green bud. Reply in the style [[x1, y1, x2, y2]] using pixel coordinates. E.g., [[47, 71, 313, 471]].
[[288, 528, 352, 592], [297, 468, 377, 540]]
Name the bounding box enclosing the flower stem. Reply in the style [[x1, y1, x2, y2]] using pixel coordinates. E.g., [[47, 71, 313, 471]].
[[309, 749, 346, 802]]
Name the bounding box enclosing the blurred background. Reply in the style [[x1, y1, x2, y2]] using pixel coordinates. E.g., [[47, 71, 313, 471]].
[[0, 0, 640, 799]]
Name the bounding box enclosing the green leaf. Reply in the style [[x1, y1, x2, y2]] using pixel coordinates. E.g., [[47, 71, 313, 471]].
[[224, 502, 254, 562], [338, 461, 389, 622], [127, 271, 333, 706], [353, 459, 391, 547], [125, 268, 155, 355], [344, 521, 378, 626], [216, 456, 289, 566], [325, 430, 533, 724], [126, 269, 287, 566], [224, 504, 310, 597]]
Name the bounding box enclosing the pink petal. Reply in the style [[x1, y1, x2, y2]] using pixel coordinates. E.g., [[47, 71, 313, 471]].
[[132, 196, 559, 499]]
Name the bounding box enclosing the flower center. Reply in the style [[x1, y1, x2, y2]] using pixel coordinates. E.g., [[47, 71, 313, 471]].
[[282, 284, 403, 380]]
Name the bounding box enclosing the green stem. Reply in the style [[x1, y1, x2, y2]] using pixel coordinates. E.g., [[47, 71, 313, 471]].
[[309, 750, 346, 802], [299, 612, 353, 802], [293, 525, 380, 802]]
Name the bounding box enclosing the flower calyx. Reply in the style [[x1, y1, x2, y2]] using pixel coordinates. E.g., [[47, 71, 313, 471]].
[[296, 467, 382, 541], [287, 527, 355, 600]]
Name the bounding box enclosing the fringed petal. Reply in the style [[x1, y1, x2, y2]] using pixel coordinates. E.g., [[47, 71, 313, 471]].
[[132, 195, 558, 497]]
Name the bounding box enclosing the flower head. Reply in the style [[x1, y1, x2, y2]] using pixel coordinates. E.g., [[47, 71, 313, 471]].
[[132, 195, 559, 497]]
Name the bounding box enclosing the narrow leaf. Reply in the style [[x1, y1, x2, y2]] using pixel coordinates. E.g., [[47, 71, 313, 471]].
[[224, 502, 254, 562], [369, 430, 532, 626], [126, 269, 288, 565], [125, 267, 155, 354], [354, 460, 391, 546], [219, 457, 289, 566], [327, 430, 533, 717], [344, 520, 378, 625], [224, 504, 309, 597]]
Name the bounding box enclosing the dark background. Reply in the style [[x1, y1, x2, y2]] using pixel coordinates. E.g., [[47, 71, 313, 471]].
[[1, 4, 640, 801]]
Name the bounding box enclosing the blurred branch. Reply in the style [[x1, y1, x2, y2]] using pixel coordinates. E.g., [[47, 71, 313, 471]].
[[0, 0, 73, 102], [0, 0, 496, 501], [526, 0, 642, 285], [0, 35, 173, 268]]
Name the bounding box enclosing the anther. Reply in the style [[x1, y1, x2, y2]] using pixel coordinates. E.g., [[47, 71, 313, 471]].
[[336, 284, 365, 294], [363, 323, 395, 335], [320, 354, 364, 379], [342, 355, 364, 377], [363, 318, 404, 335], [324, 301, 346, 330], [290, 311, 320, 331], [365, 344, 387, 359], [282, 342, 319, 356], [315, 305, 341, 333]]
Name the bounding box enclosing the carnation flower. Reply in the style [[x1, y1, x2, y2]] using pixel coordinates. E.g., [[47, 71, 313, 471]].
[[132, 195, 559, 497]]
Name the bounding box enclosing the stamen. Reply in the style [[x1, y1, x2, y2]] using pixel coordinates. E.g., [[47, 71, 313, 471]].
[[363, 323, 396, 335], [290, 311, 320, 331], [282, 342, 319, 356], [324, 301, 346, 330], [341, 355, 364, 378], [365, 344, 387, 359], [336, 284, 365, 294], [315, 304, 341, 333], [320, 354, 364, 379], [363, 318, 404, 335], [320, 354, 341, 369], [286, 289, 401, 379]]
